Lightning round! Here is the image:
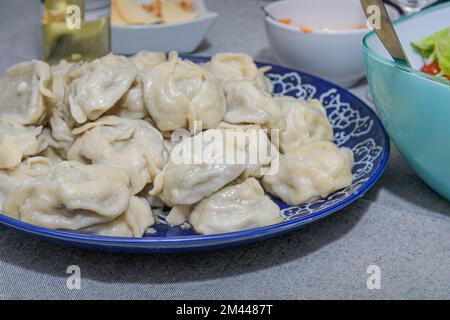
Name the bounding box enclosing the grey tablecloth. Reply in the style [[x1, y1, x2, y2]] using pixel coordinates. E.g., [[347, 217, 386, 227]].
[[1, 0, 450, 300]]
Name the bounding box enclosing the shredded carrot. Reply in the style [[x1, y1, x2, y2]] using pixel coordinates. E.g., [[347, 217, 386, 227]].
[[300, 25, 313, 33], [353, 23, 367, 30], [278, 18, 292, 25]]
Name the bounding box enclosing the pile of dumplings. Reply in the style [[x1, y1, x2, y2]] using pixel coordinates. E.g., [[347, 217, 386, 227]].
[[0, 51, 354, 237]]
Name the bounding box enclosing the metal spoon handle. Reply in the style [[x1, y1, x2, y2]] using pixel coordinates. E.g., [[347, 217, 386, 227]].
[[361, 0, 411, 67]]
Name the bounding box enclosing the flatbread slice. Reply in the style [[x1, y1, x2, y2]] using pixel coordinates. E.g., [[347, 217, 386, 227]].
[[111, 0, 127, 25], [116, 0, 162, 24], [161, 1, 198, 24]]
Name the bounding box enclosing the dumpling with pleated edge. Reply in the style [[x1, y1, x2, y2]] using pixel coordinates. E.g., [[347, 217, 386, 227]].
[[3, 161, 132, 231], [274, 96, 334, 154], [0, 60, 54, 126], [218, 126, 280, 179], [130, 51, 166, 72], [223, 79, 285, 131], [150, 129, 248, 207], [262, 141, 354, 205], [80, 196, 155, 238], [106, 52, 166, 120], [0, 157, 53, 208], [142, 52, 226, 133], [68, 54, 137, 124], [205, 53, 272, 92], [0, 119, 48, 169], [189, 178, 282, 235], [68, 115, 167, 194], [48, 60, 82, 158]]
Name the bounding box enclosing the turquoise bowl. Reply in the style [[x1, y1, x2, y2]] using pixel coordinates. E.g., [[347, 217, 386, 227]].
[[363, 2, 450, 201]]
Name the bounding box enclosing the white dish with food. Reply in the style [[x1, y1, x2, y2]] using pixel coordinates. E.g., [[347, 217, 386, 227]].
[[264, 0, 400, 87], [111, 0, 218, 54]]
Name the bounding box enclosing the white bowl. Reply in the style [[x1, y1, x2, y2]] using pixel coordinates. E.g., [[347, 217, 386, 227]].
[[264, 0, 400, 87], [111, 0, 218, 55]]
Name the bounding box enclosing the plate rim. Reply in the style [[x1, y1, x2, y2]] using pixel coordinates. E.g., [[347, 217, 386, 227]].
[[0, 57, 390, 250]]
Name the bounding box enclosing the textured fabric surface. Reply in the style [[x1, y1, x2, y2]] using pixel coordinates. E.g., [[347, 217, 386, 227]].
[[1, 0, 450, 300]]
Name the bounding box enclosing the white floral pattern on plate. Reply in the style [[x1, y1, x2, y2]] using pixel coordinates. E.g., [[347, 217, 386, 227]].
[[269, 72, 383, 221]]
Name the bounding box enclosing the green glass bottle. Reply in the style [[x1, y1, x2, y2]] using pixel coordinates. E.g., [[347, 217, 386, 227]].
[[42, 0, 111, 64]]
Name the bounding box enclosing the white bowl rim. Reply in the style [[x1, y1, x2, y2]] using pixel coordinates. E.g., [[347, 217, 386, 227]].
[[363, 1, 450, 87], [264, 0, 400, 35]]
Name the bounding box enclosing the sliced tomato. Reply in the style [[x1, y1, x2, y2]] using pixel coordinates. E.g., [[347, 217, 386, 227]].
[[420, 60, 441, 75]]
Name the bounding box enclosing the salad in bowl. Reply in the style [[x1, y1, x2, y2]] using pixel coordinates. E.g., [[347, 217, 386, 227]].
[[412, 27, 450, 81]]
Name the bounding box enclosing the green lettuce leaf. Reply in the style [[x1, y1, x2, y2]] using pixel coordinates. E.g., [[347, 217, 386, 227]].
[[434, 28, 450, 76], [412, 27, 450, 75]]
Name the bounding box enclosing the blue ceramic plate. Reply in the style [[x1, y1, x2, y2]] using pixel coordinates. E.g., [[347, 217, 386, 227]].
[[0, 57, 389, 253]]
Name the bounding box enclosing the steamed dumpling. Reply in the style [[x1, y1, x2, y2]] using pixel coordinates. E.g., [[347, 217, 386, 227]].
[[107, 51, 167, 120], [0, 60, 54, 125], [0, 119, 48, 169], [68, 54, 137, 124], [205, 53, 271, 92], [48, 64, 79, 158], [165, 205, 191, 226], [47, 61, 81, 158], [142, 52, 226, 132], [223, 80, 285, 131], [0, 157, 53, 207], [130, 51, 166, 72], [150, 161, 245, 207], [222, 127, 280, 179], [262, 141, 354, 205], [68, 116, 167, 194], [150, 129, 247, 206], [51, 60, 74, 110], [107, 77, 148, 120], [80, 196, 154, 238], [3, 161, 131, 230], [38, 142, 66, 163], [189, 178, 282, 235], [274, 96, 333, 153], [151, 127, 279, 207], [48, 103, 75, 158]]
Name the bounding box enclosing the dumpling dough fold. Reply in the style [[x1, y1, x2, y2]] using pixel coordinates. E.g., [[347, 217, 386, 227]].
[[0, 119, 48, 169], [130, 51, 166, 72], [80, 196, 154, 238], [150, 129, 248, 206], [68, 54, 137, 124], [142, 52, 226, 132], [69, 116, 166, 194], [107, 51, 167, 120], [189, 178, 282, 235], [0, 60, 54, 125], [3, 161, 131, 231], [275, 96, 333, 153], [0, 157, 53, 207], [262, 141, 354, 205], [48, 60, 80, 158], [223, 80, 285, 131], [222, 127, 280, 179], [205, 53, 271, 92]]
